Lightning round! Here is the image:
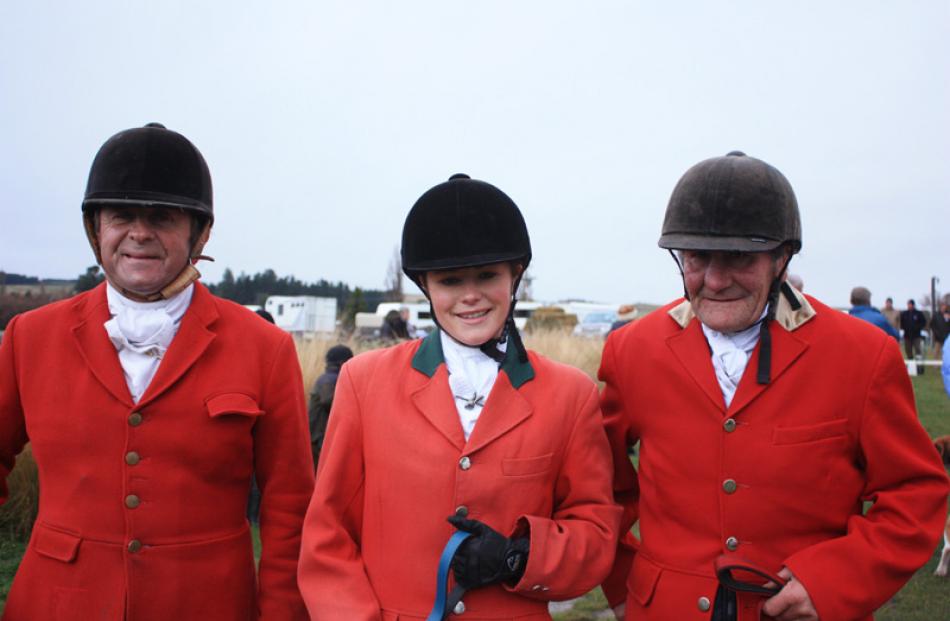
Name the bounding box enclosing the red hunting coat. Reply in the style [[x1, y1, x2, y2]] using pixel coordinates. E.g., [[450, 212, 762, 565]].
[[599, 289, 950, 620], [0, 283, 314, 621], [297, 332, 621, 620]]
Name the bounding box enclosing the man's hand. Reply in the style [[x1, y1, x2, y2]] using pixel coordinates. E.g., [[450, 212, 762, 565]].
[[761, 567, 819, 621], [612, 602, 626, 620]]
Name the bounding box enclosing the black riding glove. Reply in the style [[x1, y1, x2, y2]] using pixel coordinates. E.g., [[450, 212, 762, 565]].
[[446, 516, 530, 589]]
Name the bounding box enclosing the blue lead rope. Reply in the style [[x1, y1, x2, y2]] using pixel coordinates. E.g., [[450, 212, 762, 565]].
[[426, 530, 472, 621]]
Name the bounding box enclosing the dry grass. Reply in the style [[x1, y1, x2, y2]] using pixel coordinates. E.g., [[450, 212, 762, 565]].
[[0, 447, 38, 539], [523, 329, 604, 381]]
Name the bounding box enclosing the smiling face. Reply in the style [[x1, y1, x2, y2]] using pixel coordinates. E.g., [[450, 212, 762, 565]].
[[682, 249, 787, 333], [423, 263, 520, 346], [97, 206, 194, 297]]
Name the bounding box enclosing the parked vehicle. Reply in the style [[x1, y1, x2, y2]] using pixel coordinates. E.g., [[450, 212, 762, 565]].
[[264, 296, 337, 334]]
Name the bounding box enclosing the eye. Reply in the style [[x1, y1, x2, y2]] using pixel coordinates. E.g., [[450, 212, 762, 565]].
[[477, 270, 500, 281], [147, 210, 175, 227], [436, 276, 461, 286]]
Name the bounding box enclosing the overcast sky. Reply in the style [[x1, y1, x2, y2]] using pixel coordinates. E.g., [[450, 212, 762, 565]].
[[2, 1, 947, 308]]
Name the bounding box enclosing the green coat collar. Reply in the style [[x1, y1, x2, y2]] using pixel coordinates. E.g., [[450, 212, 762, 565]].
[[411, 330, 535, 389]]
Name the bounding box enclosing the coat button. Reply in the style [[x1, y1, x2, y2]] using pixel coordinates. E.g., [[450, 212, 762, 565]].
[[453, 600, 465, 614], [125, 494, 140, 509], [459, 456, 471, 471], [723, 418, 737, 432], [722, 479, 738, 494], [698, 596, 711, 611], [128, 539, 142, 553], [125, 451, 140, 466], [725, 536, 739, 551], [128, 412, 143, 426], [455, 505, 469, 517]]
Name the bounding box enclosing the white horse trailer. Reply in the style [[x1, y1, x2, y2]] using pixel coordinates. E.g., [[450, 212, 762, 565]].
[[265, 296, 337, 334]]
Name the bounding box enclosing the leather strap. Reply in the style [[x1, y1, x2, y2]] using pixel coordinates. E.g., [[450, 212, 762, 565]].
[[714, 555, 786, 597], [426, 530, 472, 621]]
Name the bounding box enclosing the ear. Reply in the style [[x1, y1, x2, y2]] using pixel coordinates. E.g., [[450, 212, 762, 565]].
[[190, 221, 213, 263]]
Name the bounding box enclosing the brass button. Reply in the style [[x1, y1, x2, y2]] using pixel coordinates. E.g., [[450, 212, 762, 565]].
[[722, 479, 738, 494], [723, 418, 737, 433], [698, 596, 711, 612], [128, 412, 143, 426], [125, 494, 140, 509], [453, 600, 465, 615], [459, 456, 471, 471], [128, 539, 142, 553], [725, 536, 739, 551], [455, 505, 468, 517], [125, 451, 140, 466]]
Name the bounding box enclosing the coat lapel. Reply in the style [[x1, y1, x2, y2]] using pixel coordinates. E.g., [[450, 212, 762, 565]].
[[666, 320, 726, 413], [136, 284, 217, 408], [409, 364, 466, 452], [464, 371, 533, 455], [728, 322, 808, 416], [70, 284, 134, 407]]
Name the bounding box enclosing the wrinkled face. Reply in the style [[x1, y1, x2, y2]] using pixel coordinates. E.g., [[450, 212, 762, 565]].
[[424, 263, 519, 346], [682, 250, 787, 333], [98, 206, 193, 296]]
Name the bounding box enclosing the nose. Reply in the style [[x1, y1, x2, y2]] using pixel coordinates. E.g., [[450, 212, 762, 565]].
[[127, 216, 155, 241], [703, 256, 733, 291], [459, 281, 482, 304]]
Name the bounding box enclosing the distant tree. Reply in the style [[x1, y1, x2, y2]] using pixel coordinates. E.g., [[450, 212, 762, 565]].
[[384, 246, 403, 302], [206, 268, 386, 315], [75, 265, 105, 292], [341, 287, 365, 332]]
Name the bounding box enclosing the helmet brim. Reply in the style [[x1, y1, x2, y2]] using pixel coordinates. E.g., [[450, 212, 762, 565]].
[[658, 233, 784, 252]]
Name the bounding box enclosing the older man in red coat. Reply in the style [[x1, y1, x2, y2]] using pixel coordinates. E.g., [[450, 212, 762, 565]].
[[0, 124, 313, 620], [600, 152, 950, 621]]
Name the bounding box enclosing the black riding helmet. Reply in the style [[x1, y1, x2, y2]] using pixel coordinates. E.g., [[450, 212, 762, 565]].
[[81, 123, 214, 300], [402, 174, 532, 362], [659, 151, 802, 384], [83, 122, 213, 220]]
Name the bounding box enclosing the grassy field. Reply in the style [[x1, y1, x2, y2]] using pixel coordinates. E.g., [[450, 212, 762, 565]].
[[1, 333, 948, 618]]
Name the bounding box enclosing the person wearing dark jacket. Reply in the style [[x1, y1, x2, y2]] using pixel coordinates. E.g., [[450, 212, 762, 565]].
[[308, 344, 354, 469], [900, 299, 927, 365]]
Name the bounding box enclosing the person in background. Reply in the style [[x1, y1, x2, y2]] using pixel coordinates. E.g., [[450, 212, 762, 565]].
[[929, 298, 949, 359], [599, 151, 949, 621], [0, 123, 313, 620], [308, 344, 354, 470], [848, 286, 899, 340], [380, 308, 409, 340], [900, 299, 927, 370], [609, 304, 639, 334], [881, 296, 901, 333], [298, 174, 620, 620]]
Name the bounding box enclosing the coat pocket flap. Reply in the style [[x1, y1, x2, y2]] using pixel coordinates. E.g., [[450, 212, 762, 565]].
[[501, 453, 553, 477], [206, 393, 264, 418], [630, 555, 663, 607], [33, 524, 81, 563], [772, 418, 848, 445]]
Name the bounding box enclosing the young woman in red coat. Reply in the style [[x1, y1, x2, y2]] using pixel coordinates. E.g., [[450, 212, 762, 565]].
[[297, 174, 621, 620]]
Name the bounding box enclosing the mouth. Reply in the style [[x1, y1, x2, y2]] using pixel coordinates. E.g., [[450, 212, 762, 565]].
[[456, 309, 491, 320], [121, 251, 161, 261]]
